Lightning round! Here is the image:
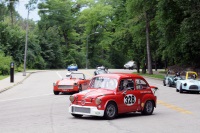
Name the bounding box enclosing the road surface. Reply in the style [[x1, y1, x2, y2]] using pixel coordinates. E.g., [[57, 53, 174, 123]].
[[0, 69, 199, 133]]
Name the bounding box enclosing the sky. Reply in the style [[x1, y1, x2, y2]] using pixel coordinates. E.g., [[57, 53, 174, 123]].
[[15, 0, 40, 21]]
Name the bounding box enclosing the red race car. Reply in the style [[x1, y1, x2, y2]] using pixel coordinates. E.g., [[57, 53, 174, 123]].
[[53, 72, 90, 95], [69, 73, 158, 119]]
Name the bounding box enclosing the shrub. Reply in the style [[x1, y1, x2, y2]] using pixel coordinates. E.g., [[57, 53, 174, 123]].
[[0, 51, 13, 75]]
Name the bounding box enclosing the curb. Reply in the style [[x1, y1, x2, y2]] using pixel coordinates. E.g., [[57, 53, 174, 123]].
[[0, 72, 32, 93]]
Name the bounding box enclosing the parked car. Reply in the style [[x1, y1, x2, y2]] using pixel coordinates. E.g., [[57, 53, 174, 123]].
[[67, 64, 78, 71], [124, 61, 137, 70], [163, 71, 183, 87], [53, 72, 90, 95], [96, 65, 106, 70], [69, 73, 158, 119], [176, 71, 200, 93], [94, 65, 109, 75]]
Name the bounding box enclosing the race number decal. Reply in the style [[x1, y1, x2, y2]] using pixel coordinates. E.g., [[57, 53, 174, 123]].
[[124, 94, 136, 106]]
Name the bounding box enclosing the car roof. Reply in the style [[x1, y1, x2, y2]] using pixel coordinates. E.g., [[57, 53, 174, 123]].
[[94, 73, 143, 80]]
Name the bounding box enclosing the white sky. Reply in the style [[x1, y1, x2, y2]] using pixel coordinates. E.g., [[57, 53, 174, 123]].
[[15, 0, 40, 21]]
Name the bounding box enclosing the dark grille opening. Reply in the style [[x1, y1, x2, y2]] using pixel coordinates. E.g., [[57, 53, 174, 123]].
[[189, 85, 198, 90], [72, 106, 90, 113]]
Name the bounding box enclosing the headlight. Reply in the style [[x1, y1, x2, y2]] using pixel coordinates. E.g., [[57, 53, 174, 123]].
[[95, 98, 101, 105], [69, 95, 75, 102], [184, 83, 187, 86]]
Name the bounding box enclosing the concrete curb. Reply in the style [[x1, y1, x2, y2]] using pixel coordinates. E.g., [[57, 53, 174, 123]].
[[0, 71, 35, 93]]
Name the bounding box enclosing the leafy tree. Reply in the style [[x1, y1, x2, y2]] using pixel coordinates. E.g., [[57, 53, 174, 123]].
[[155, 0, 184, 68], [126, 0, 157, 74]]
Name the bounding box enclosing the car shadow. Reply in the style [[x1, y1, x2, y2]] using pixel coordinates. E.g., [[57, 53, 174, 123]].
[[179, 91, 200, 95], [69, 112, 154, 120]]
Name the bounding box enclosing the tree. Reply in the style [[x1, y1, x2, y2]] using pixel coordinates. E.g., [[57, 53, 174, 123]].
[[126, 0, 157, 74]]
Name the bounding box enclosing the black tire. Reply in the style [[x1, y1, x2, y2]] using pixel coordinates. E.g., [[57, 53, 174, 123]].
[[71, 114, 83, 118], [141, 100, 154, 115], [54, 91, 59, 95], [163, 80, 166, 86], [179, 84, 183, 93], [167, 80, 172, 87], [79, 85, 82, 92], [104, 102, 117, 120]]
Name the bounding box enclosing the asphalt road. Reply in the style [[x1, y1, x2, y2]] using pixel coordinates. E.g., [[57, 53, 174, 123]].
[[0, 69, 200, 133]]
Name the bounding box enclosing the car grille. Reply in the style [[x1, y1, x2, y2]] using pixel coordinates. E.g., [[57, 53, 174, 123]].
[[58, 85, 73, 89], [72, 106, 90, 113], [189, 85, 198, 90]]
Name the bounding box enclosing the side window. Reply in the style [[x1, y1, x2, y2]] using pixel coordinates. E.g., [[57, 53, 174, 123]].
[[119, 79, 134, 91], [135, 79, 148, 90]]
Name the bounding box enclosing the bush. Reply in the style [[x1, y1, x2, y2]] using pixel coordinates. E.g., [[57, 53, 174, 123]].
[[0, 51, 13, 75]]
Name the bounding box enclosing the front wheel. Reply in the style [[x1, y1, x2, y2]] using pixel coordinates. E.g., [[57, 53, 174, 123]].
[[71, 114, 83, 118], [179, 84, 183, 93], [163, 80, 166, 86], [78, 85, 82, 92], [104, 102, 117, 120], [167, 80, 172, 87], [54, 91, 59, 95], [141, 100, 154, 115]]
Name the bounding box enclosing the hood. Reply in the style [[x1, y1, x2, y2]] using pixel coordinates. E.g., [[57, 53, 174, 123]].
[[185, 79, 200, 85], [57, 78, 78, 85], [76, 89, 115, 99]]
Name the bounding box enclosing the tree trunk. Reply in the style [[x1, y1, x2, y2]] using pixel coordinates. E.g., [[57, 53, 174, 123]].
[[145, 11, 153, 74]]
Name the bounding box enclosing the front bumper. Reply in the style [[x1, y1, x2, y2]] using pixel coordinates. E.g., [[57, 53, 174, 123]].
[[69, 105, 104, 117]]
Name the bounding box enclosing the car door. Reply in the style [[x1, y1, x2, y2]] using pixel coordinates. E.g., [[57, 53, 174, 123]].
[[134, 78, 151, 110], [116, 78, 139, 113]]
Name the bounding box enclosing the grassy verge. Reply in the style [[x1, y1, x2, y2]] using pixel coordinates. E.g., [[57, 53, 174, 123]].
[[133, 72, 165, 80], [0, 75, 9, 80]]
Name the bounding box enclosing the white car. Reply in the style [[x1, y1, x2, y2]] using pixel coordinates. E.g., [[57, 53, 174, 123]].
[[176, 71, 200, 93], [124, 61, 137, 70]]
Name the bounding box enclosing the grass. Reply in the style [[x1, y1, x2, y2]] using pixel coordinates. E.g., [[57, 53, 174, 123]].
[[0, 75, 9, 80], [133, 72, 165, 80]]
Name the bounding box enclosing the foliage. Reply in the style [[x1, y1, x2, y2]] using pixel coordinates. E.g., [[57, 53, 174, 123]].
[[0, 0, 200, 76], [0, 51, 12, 75]]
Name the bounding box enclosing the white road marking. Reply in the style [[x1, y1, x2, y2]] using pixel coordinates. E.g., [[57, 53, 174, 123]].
[[56, 71, 63, 79], [0, 93, 53, 103]]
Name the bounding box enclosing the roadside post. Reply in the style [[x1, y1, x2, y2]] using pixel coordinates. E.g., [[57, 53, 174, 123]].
[[10, 62, 14, 83]]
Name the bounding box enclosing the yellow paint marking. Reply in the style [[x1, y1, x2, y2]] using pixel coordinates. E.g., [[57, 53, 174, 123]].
[[157, 100, 192, 114]]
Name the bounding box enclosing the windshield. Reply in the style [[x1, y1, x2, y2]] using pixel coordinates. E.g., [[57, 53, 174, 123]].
[[126, 61, 134, 65], [89, 77, 118, 90], [71, 73, 85, 79]]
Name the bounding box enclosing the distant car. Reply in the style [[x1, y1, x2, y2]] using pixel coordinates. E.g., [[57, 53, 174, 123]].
[[94, 65, 109, 75], [53, 72, 90, 95], [124, 61, 137, 70], [163, 72, 183, 87], [96, 65, 106, 70], [176, 71, 200, 93], [67, 64, 78, 71], [94, 69, 109, 75], [69, 73, 158, 119]]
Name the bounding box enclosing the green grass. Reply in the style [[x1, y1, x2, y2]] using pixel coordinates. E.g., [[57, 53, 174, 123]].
[[0, 75, 9, 80], [133, 72, 165, 79]]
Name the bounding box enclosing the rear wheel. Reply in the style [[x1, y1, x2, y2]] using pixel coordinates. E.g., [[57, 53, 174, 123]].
[[142, 100, 154, 115], [104, 102, 117, 120], [54, 91, 59, 95]]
